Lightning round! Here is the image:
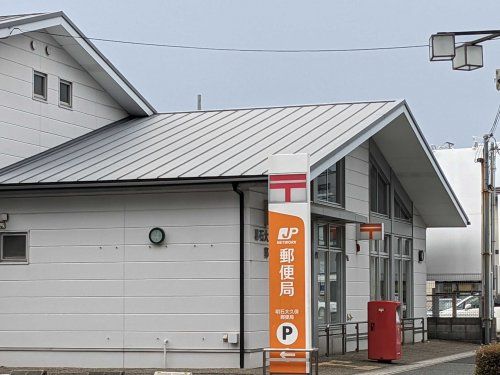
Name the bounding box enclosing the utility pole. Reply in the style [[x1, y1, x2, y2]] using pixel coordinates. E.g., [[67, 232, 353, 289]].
[[428, 28, 500, 344], [479, 135, 496, 344]]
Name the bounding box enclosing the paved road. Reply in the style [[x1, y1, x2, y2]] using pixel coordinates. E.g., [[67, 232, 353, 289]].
[[397, 355, 475, 375]]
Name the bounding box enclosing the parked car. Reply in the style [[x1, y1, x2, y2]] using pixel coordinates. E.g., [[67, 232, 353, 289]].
[[439, 295, 500, 333], [427, 298, 454, 317]]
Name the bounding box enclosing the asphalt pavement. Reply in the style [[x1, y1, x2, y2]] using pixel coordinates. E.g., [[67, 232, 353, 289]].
[[0, 340, 480, 375], [395, 355, 475, 375]]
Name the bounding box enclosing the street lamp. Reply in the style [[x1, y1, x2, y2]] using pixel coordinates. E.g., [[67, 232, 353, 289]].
[[452, 44, 483, 71], [429, 34, 455, 61], [429, 30, 500, 71]]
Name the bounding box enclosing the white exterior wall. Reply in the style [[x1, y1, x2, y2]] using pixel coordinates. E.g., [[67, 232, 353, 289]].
[[0, 185, 248, 368], [413, 207, 427, 334], [0, 31, 128, 168], [426, 148, 482, 281], [344, 141, 371, 326], [246, 185, 269, 367]]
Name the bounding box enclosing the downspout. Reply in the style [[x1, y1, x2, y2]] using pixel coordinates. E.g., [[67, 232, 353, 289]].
[[232, 183, 245, 369]]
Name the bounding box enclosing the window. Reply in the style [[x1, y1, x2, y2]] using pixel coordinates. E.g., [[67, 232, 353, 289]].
[[59, 79, 72, 107], [394, 236, 412, 317], [394, 193, 411, 221], [33, 71, 47, 100], [370, 235, 390, 300], [314, 160, 344, 205], [316, 224, 344, 324], [370, 162, 389, 215], [0, 233, 28, 262]]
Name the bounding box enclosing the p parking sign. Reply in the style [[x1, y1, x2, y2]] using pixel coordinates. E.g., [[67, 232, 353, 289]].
[[268, 154, 311, 374]]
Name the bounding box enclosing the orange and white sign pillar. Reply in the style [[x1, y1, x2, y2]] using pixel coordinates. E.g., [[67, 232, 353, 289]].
[[268, 153, 311, 374]]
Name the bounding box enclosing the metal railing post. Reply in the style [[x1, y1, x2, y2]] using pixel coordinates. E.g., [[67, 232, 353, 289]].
[[401, 319, 405, 345], [325, 325, 330, 357], [262, 350, 266, 375], [315, 349, 319, 375], [421, 318, 425, 342], [355, 322, 360, 352], [342, 324, 346, 354], [411, 319, 416, 344]]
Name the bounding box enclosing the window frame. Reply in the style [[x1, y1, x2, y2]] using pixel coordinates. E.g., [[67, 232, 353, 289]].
[[0, 232, 29, 264], [313, 159, 345, 207], [59, 78, 73, 108], [369, 161, 390, 216], [369, 234, 391, 300], [33, 70, 48, 101], [315, 223, 345, 324], [393, 236, 413, 317], [394, 193, 412, 222]]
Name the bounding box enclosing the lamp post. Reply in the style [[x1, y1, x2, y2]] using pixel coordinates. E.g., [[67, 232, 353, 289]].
[[429, 29, 500, 344], [429, 30, 500, 70]]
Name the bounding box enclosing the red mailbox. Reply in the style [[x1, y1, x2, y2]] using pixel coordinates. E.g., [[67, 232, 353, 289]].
[[368, 301, 401, 362]]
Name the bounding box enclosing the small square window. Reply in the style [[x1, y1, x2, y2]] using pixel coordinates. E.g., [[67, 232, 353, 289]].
[[1, 233, 27, 262], [33, 71, 47, 100], [59, 79, 72, 107]]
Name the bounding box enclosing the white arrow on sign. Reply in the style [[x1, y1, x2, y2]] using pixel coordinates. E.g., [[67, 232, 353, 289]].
[[280, 351, 296, 359]]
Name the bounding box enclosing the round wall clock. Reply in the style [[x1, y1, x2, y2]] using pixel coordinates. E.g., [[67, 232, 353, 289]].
[[149, 227, 165, 244]]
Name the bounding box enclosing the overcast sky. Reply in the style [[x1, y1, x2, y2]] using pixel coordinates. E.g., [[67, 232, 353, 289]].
[[4, 0, 500, 147]]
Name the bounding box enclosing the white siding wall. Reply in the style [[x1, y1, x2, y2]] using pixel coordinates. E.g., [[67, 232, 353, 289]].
[[0, 30, 128, 169], [246, 184, 269, 367], [0, 186, 245, 368], [345, 140, 370, 217], [413, 207, 427, 340], [344, 142, 371, 330]]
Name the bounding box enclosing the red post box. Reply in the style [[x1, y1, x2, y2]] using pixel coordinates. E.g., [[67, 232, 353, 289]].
[[368, 301, 401, 362]]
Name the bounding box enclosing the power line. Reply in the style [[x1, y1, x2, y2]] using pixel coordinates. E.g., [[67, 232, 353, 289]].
[[28, 28, 428, 54]]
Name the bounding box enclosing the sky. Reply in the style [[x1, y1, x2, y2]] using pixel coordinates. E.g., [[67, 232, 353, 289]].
[[3, 0, 500, 147]]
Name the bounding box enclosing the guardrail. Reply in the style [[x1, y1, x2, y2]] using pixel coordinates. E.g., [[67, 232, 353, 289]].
[[319, 317, 426, 356]]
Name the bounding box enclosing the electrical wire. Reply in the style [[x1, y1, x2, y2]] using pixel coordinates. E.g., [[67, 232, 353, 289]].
[[27, 28, 429, 54]]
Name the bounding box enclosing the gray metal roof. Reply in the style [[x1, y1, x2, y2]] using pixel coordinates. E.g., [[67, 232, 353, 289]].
[[0, 13, 46, 23], [0, 100, 401, 184]]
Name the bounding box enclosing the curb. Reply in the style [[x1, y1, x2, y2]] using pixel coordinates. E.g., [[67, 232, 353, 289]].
[[352, 350, 476, 375]]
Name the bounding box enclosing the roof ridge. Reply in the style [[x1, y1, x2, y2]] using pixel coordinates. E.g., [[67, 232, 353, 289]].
[[155, 99, 402, 115], [0, 13, 48, 18]]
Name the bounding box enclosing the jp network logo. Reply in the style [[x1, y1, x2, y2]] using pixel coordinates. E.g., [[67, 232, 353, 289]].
[[277, 227, 299, 243]]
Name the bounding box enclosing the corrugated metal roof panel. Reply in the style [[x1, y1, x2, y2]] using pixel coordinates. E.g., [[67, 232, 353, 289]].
[[0, 14, 47, 23], [0, 101, 401, 184]]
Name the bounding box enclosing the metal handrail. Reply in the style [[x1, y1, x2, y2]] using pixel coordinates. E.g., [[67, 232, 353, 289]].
[[401, 317, 426, 345], [319, 317, 427, 356], [318, 321, 368, 355]]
